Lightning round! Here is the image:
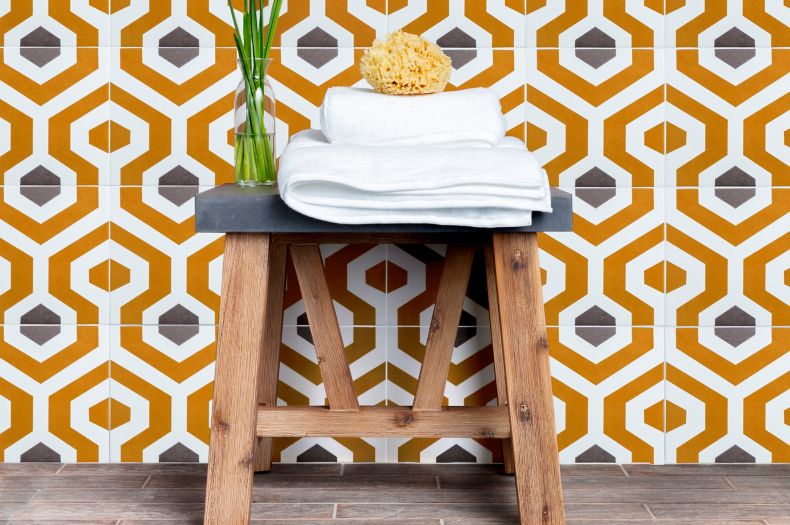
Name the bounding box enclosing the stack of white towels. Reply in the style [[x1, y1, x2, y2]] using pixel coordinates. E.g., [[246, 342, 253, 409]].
[[277, 87, 552, 227]]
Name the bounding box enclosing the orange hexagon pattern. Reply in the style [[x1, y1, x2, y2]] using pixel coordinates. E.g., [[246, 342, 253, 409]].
[[0, 1, 787, 465]]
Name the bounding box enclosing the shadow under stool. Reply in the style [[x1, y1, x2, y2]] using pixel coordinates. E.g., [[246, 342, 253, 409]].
[[194, 184, 573, 525]]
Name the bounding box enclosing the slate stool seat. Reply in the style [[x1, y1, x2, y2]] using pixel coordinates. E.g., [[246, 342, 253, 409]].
[[196, 184, 572, 525]]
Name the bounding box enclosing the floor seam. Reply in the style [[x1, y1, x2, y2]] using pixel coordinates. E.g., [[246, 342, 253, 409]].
[[643, 503, 656, 520], [140, 474, 152, 488], [725, 476, 738, 489], [619, 464, 630, 476]]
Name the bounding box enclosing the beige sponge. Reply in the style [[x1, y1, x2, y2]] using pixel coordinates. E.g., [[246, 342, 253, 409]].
[[360, 31, 452, 95]]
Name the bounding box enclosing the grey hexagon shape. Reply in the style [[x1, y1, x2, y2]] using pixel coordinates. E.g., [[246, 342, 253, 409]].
[[437, 444, 477, 463], [575, 444, 616, 463], [159, 304, 199, 325], [20, 27, 61, 67], [297, 27, 338, 48], [159, 442, 200, 462], [297, 444, 337, 462], [437, 27, 476, 48]]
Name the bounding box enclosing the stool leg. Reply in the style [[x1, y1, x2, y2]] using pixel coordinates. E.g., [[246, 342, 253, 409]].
[[484, 245, 515, 475], [205, 233, 273, 525], [253, 243, 288, 472], [492, 233, 565, 525]]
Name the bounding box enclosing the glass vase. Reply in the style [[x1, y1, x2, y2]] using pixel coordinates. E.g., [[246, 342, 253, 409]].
[[234, 57, 276, 186]]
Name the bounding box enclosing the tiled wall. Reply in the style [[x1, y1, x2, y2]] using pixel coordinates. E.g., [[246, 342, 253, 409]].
[[0, 1, 788, 465]]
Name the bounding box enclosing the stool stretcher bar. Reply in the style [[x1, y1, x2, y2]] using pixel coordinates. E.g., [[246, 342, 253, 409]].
[[255, 406, 512, 438]]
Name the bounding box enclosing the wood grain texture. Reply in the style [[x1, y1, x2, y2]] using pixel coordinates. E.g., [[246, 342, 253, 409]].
[[413, 245, 476, 411], [493, 232, 565, 525], [3, 463, 788, 524], [484, 245, 514, 475], [255, 406, 510, 438], [204, 233, 272, 525], [289, 244, 359, 411], [253, 242, 288, 473]]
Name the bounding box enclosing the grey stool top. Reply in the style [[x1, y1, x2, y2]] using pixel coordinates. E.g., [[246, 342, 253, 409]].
[[195, 184, 572, 234]]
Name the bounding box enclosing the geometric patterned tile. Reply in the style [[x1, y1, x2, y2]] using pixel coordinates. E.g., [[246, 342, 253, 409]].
[[0, 325, 109, 462], [0, 186, 109, 325], [108, 186, 221, 325], [543, 188, 665, 327], [666, 327, 789, 463], [526, 49, 665, 187], [666, 49, 789, 187], [666, 188, 790, 328], [0, 48, 110, 185], [110, 48, 236, 186]]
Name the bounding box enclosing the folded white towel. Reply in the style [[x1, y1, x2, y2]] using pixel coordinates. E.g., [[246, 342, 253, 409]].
[[320, 87, 507, 147], [278, 130, 551, 227]]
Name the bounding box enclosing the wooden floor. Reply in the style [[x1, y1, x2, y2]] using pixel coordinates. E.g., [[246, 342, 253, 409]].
[[0, 462, 789, 524]]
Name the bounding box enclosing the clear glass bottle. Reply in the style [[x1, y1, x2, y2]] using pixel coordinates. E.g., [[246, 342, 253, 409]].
[[234, 57, 276, 185]]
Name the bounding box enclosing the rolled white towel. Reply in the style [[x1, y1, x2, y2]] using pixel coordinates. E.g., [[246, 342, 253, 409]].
[[278, 130, 552, 228], [320, 87, 507, 146]]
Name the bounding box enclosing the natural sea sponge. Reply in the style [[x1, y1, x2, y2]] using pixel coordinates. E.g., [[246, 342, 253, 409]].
[[360, 31, 452, 95]]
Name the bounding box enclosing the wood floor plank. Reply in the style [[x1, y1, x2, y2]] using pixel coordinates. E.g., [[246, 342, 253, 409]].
[[3, 463, 790, 524], [624, 463, 790, 476], [0, 490, 35, 503], [439, 474, 732, 490], [649, 503, 790, 520], [0, 474, 148, 489], [31, 488, 206, 503], [336, 502, 650, 520], [148, 473, 439, 490], [727, 476, 790, 489], [446, 521, 766, 525], [0, 463, 62, 475], [6, 503, 333, 521]]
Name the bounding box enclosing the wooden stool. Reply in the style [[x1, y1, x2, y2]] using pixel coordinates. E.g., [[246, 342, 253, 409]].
[[195, 184, 573, 525]]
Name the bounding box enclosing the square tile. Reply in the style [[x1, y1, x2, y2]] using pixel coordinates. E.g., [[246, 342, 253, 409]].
[[526, 48, 665, 187], [666, 187, 790, 328], [0, 186, 109, 325], [551, 326, 665, 464], [0, 47, 109, 185], [667, 49, 789, 187], [666, 326, 789, 463], [542, 187, 665, 327], [109, 186, 221, 325], [0, 325, 110, 462], [110, 47, 236, 186], [109, 324, 216, 462]]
